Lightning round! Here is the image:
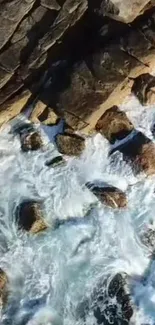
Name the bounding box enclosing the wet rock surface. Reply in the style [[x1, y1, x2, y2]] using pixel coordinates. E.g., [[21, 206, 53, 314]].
[[45, 155, 65, 167], [132, 73, 155, 105], [86, 183, 127, 208], [56, 133, 85, 156], [78, 273, 133, 325], [0, 268, 8, 307], [111, 131, 155, 176], [16, 201, 47, 233], [95, 106, 134, 143], [20, 131, 43, 152]]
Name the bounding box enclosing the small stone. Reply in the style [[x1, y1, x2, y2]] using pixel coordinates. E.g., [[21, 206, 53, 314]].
[[16, 201, 47, 233], [45, 156, 65, 167], [20, 131, 43, 151], [87, 184, 127, 208], [96, 106, 134, 144], [56, 133, 85, 156], [38, 107, 59, 125]]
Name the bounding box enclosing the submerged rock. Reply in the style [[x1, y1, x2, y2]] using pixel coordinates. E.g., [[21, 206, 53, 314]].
[[77, 272, 133, 325], [16, 201, 47, 233], [20, 131, 43, 152], [56, 133, 85, 156], [0, 268, 8, 307], [96, 106, 134, 144], [141, 227, 155, 250], [86, 184, 127, 208], [45, 156, 65, 167]]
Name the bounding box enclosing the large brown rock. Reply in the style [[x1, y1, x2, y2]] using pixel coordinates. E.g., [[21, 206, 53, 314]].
[[16, 201, 47, 233], [95, 106, 134, 143], [56, 133, 85, 156]]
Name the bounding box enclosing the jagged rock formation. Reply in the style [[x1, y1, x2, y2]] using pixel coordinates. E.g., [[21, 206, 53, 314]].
[[0, 1, 155, 131]]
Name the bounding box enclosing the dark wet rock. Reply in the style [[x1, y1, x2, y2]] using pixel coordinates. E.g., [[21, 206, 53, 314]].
[[16, 201, 47, 233], [77, 273, 133, 325], [56, 133, 85, 156], [95, 106, 134, 144], [132, 73, 155, 105], [141, 227, 155, 249], [111, 131, 155, 176], [20, 131, 43, 152], [45, 155, 65, 167], [86, 183, 127, 208], [0, 268, 8, 307]]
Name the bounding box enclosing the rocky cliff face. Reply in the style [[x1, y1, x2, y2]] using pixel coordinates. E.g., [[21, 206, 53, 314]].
[[0, 0, 155, 131]]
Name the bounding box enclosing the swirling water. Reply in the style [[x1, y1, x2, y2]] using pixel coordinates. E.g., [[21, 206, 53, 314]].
[[0, 95, 155, 324]]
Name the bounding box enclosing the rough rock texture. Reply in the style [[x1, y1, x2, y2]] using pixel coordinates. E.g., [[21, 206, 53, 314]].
[[100, 0, 155, 23], [56, 133, 85, 156], [16, 201, 47, 233], [86, 183, 127, 208], [20, 131, 43, 151], [132, 73, 155, 105], [0, 268, 8, 307], [95, 106, 134, 143], [0, 2, 155, 131], [141, 227, 155, 250], [111, 131, 155, 176]]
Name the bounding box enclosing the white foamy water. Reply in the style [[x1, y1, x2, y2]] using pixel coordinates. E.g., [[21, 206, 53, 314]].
[[0, 96, 155, 324]]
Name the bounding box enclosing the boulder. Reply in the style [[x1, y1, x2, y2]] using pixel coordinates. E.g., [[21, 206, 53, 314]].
[[86, 183, 127, 208], [95, 106, 134, 144], [111, 131, 155, 176], [0, 268, 8, 307], [20, 131, 43, 152], [132, 73, 155, 105], [16, 201, 47, 233], [56, 133, 85, 156], [141, 227, 155, 250]]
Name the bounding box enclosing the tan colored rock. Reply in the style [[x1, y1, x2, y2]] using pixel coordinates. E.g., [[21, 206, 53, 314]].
[[29, 101, 59, 125], [41, 0, 61, 10], [20, 131, 43, 152], [0, 90, 31, 127], [16, 201, 47, 233], [56, 133, 85, 156], [0, 268, 8, 307], [101, 0, 155, 23], [95, 106, 134, 143], [87, 184, 127, 208]]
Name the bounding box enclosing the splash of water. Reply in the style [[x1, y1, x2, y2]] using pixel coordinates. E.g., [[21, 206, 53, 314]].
[[0, 95, 155, 324]]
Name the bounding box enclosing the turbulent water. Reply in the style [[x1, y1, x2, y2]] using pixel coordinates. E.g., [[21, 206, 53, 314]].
[[1, 95, 155, 324]]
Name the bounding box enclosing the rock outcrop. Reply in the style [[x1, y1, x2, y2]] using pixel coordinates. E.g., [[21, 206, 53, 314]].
[[95, 106, 134, 143], [16, 200, 47, 233], [0, 2, 155, 131], [86, 183, 127, 208], [56, 133, 85, 156]]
